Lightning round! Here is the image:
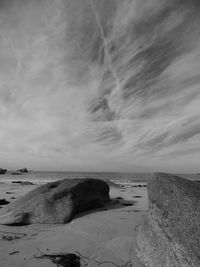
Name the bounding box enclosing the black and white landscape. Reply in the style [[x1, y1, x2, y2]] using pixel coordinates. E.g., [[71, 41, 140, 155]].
[[0, 0, 200, 266]]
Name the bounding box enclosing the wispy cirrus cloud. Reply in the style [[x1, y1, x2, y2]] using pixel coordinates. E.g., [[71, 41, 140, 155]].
[[0, 0, 200, 172]]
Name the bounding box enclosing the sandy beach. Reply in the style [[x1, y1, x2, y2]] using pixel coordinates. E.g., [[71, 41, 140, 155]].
[[0, 179, 147, 267], [1, 0, 200, 265]]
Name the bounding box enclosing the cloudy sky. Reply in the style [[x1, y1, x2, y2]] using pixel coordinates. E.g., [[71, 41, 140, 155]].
[[0, 0, 200, 173]]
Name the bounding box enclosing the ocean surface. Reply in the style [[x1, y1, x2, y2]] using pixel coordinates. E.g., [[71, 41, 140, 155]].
[[0, 171, 199, 185]]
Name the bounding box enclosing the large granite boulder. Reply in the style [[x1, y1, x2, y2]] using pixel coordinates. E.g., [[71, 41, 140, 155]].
[[0, 178, 110, 225], [0, 168, 7, 174], [136, 172, 200, 267]]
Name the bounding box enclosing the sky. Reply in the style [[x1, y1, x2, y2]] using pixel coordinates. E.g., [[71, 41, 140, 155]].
[[0, 0, 200, 173]]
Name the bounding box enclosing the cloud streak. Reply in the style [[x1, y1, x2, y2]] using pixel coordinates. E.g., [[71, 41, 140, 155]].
[[0, 0, 200, 172]]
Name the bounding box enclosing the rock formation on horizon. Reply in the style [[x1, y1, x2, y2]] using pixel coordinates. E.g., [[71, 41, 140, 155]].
[[0, 178, 110, 225], [17, 168, 28, 173], [0, 168, 7, 175], [136, 172, 200, 267]]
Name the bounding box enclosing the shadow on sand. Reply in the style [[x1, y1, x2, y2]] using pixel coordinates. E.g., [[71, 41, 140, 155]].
[[73, 197, 138, 220]]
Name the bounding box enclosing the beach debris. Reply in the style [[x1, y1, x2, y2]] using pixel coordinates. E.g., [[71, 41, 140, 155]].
[[0, 199, 10, 205], [0, 178, 110, 225], [12, 181, 34, 185], [131, 185, 146, 188], [36, 252, 81, 267], [34, 249, 81, 267], [2, 235, 21, 241], [34, 248, 132, 267], [0, 231, 26, 241], [9, 251, 19, 255]]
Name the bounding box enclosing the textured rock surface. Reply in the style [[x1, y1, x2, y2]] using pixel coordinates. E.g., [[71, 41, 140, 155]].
[[136, 172, 200, 267], [0, 178, 110, 225]]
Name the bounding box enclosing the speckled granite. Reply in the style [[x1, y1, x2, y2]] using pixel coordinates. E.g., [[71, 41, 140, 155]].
[[136, 172, 200, 267]]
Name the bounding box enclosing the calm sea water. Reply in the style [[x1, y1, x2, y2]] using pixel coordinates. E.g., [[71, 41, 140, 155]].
[[0, 171, 150, 184], [0, 171, 199, 185]]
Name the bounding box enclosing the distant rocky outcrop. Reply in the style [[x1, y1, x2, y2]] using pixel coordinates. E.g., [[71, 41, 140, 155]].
[[0, 178, 110, 225], [136, 172, 200, 267], [18, 168, 28, 173], [0, 168, 7, 175]]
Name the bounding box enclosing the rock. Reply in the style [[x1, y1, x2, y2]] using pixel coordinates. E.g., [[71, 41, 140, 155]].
[[0, 178, 110, 225], [0, 168, 7, 174], [18, 168, 28, 173], [12, 181, 34, 185], [11, 172, 22, 175], [136, 172, 200, 267], [0, 199, 10, 205]]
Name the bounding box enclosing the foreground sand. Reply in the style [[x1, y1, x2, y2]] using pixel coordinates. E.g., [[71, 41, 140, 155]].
[[0, 180, 147, 267]]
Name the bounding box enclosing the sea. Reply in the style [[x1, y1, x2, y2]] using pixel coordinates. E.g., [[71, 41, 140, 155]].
[[0, 171, 199, 185]]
